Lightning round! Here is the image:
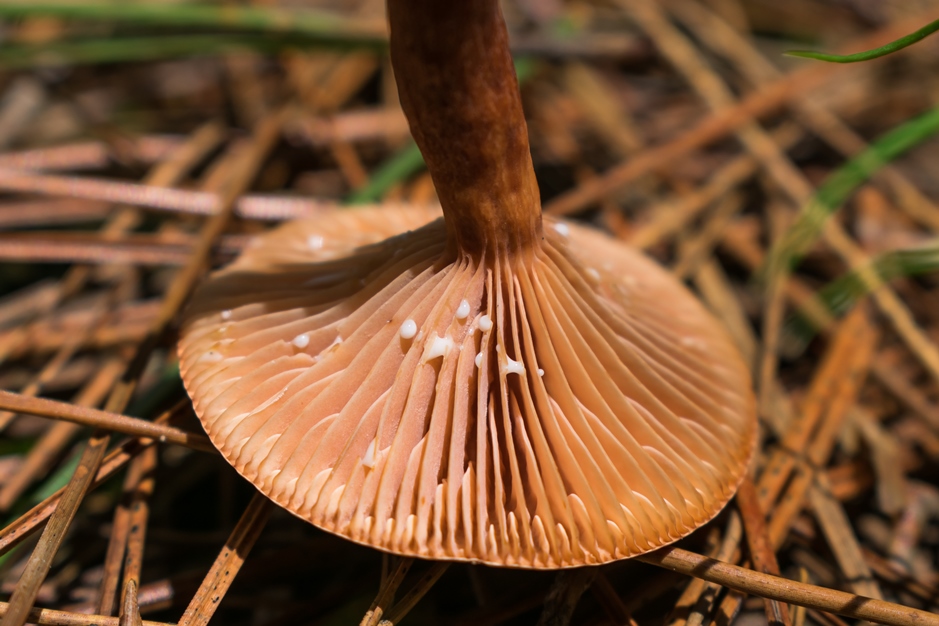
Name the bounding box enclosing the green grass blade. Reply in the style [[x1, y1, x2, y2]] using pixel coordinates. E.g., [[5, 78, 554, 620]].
[[763, 105, 939, 280], [784, 242, 939, 350], [346, 142, 425, 205], [0, 2, 385, 44], [786, 18, 939, 63]]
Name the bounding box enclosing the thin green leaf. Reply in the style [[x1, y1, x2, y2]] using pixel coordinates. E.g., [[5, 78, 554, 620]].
[[785, 18, 939, 63], [784, 242, 939, 350], [346, 142, 425, 205], [0, 2, 385, 44], [763, 105, 939, 280]]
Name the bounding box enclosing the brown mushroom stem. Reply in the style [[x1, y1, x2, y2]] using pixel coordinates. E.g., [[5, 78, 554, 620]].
[[388, 0, 542, 256]]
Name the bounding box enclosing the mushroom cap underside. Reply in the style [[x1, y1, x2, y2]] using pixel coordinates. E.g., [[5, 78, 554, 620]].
[[179, 206, 757, 568]]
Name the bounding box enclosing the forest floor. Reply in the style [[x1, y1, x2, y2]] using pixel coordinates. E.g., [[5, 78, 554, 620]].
[[0, 1, 937, 625]]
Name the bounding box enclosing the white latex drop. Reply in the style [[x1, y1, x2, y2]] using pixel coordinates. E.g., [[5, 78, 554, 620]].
[[399, 319, 418, 339]]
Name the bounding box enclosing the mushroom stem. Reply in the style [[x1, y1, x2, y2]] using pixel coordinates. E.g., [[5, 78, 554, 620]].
[[388, 0, 542, 256]]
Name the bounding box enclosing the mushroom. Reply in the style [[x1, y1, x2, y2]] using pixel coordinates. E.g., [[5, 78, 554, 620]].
[[178, 0, 756, 568]]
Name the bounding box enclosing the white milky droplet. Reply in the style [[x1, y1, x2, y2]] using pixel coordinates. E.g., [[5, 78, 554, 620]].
[[553, 222, 571, 237], [362, 439, 377, 469], [399, 319, 418, 339], [423, 334, 454, 362], [455, 299, 471, 319], [478, 315, 493, 332], [538, 368, 545, 377], [475, 352, 483, 368], [221, 309, 232, 320], [292, 333, 310, 349], [307, 235, 324, 250], [503, 357, 525, 376]]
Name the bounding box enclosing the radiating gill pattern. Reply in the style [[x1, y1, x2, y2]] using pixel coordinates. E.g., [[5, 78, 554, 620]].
[[179, 207, 755, 568]]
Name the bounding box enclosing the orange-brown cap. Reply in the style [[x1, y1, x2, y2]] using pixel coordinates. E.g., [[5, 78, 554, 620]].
[[179, 205, 756, 568]]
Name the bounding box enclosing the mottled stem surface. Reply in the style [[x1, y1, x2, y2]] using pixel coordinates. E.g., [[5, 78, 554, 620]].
[[388, 0, 542, 255]]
